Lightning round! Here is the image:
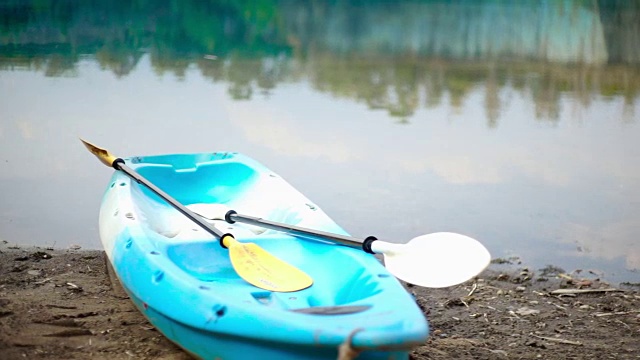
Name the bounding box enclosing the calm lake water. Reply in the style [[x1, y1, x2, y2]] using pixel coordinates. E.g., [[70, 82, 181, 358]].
[[1, 0, 639, 284]]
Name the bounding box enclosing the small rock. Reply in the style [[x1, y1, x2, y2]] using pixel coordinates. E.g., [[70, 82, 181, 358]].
[[31, 251, 52, 260], [579, 305, 592, 310], [69, 244, 82, 250], [516, 307, 541, 316], [516, 286, 526, 292], [27, 270, 42, 276], [576, 280, 592, 288], [66, 283, 83, 292], [490, 349, 508, 357], [526, 340, 546, 349], [497, 289, 505, 296]]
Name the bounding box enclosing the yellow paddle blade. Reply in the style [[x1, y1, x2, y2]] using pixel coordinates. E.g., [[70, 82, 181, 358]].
[[80, 138, 119, 168], [222, 236, 313, 292]]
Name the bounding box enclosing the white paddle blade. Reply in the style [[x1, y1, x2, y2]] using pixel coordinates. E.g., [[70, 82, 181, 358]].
[[373, 232, 491, 288]]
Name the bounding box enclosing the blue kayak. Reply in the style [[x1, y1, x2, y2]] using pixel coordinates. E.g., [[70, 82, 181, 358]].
[[98, 152, 429, 359]]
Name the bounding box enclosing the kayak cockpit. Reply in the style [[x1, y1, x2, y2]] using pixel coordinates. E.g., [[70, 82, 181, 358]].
[[121, 157, 388, 311]]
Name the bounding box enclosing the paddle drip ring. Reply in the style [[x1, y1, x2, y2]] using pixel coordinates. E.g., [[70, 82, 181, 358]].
[[362, 236, 378, 254], [219, 234, 235, 249], [225, 210, 237, 224]]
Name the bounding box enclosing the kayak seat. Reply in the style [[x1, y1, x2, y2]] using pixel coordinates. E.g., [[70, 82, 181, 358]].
[[135, 161, 260, 205]]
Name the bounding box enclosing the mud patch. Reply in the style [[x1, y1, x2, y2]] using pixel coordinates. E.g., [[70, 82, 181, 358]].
[[0, 244, 638, 359]]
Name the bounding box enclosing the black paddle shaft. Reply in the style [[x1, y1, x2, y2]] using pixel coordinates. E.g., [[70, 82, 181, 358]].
[[113, 159, 227, 240], [224, 210, 378, 254]]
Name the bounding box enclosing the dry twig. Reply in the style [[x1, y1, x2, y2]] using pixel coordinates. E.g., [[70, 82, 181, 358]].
[[550, 288, 623, 296], [531, 334, 583, 346], [468, 282, 478, 297], [615, 320, 631, 329]]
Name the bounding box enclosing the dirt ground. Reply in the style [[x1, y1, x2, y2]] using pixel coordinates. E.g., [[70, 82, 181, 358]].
[[0, 242, 638, 360]]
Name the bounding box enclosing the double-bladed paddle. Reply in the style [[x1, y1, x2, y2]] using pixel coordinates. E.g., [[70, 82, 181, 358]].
[[193, 206, 492, 288], [81, 139, 313, 292], [83, 140, 491, 289]]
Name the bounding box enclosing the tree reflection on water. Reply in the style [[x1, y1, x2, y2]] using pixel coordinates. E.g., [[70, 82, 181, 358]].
[[0, 0, 638, 123]]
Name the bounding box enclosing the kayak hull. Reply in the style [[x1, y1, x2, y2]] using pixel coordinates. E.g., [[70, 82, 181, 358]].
[[125, 287, 412, 359], [98, 152, 428, 359]]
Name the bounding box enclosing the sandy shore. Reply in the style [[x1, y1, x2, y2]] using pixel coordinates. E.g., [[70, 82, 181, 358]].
[[1, 243, 638, 359]]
